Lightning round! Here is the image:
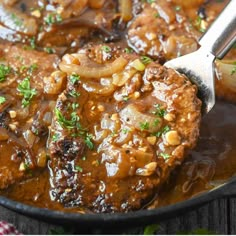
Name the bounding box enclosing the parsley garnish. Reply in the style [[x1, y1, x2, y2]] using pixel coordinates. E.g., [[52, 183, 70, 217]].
[[52, 133, 60, 142], [160, 152, 170, 159], [44, 13, 62, 25], [69, 73, 80, 85], [75, 165, 83, 172], [44, 47, 54, 54], [10, 13, 23, 27], [17, 77, 37, 107], [140, 56, 153, 65], [175, 5, 181, 11], [0, 64, 11, 82], [124, 48, 133, 54], [231, 62, 236, 75], [101, 45, 111, 53], [140, 121, 150, 131], [0, 96, 6, 104], [153, 125, 170, 137], [84, 133, 94, 150], [152, 104, 166, 117], [29, 37, 36, 49], [68, 89, 80, 98], [28, 63, 38, 74], [122, 128, 129, 134]]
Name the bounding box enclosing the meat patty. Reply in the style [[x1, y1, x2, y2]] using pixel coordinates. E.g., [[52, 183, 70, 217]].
[[48, 44, 201, 213], [127, 0, 228, 62], [0, 43, 60, 189]]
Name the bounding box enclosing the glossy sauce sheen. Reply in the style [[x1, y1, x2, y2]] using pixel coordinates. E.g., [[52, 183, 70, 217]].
[[0, 0, 236, 212]]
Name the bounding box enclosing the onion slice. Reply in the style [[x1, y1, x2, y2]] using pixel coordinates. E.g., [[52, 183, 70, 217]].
[[59, 56, 128, 79]]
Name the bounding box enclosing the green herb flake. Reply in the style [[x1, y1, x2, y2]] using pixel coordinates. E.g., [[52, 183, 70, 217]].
[[52, 133, 60, 142], [124, 47, 133, 54], [143, 224, 160, 235], [69, 73, 80, 85], [85, 133, 94, 150], [122, 95, 129, 102], [0, 96, 6, 104], [0, 64, 11, 82], [10, 13, 23, 27], [29, 37, 36, 49], [72, 103, 79, 110], [17, 77, 37, 107], [75, 165, 83, 172], [231, 63, 236, 75], [44, 13, 62, 25], [153, 119, 160, 127], [154, 125, 170, 137], [68, 89, 80, 98], [101, 45, 111, 53], [44, 47, 54, 54], [140, 121, 150, 131], [147, 0, 155, 3], [82, 156, 86, 161], [122, 128, 129, 134], [154, 13, 160, 18], [28, 63, 38, 74], [160, 152, 170, 159], [152, 104, 166, 117], [140, 56, 153, 65], [175, 5, 181, 11]]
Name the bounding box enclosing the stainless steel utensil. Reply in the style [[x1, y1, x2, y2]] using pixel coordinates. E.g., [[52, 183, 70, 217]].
[[164, 0, 236, 114]]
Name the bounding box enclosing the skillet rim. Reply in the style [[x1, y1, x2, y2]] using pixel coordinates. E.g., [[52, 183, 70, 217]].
[[0, 176, 235, 227]]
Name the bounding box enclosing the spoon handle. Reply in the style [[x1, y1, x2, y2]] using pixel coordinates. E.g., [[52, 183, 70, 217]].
[[199, 0, 236, 60]]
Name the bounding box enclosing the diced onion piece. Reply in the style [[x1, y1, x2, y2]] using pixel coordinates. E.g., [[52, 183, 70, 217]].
[[130, 59, 145, 71], [59, 56, 128, 79], [0, 4, 37, 35], [120, 104, 163, 133], [82, 78, 116, 95], [119, 0, 133, 22], [216, 60, 236, 92], [112, 67, 137, 86], [37, 149, 48, 168], [23, 129, 36, 148]]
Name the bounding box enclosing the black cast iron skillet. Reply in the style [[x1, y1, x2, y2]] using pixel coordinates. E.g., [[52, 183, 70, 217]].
[[0, 176, 236, 229]]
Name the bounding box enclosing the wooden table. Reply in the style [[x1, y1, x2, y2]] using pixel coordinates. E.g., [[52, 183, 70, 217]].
[[1, 197, 236, 234]]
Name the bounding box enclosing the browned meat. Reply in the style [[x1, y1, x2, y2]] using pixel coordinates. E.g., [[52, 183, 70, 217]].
[[0, 43, 60, 189], [48, 45, 201, 212], [127, 0, 229, 62]]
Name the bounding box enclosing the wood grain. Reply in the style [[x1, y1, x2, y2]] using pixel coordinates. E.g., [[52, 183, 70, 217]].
[[0, 198, 233, 234]]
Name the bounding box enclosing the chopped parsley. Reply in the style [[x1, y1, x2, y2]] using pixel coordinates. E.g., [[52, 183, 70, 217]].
[[154, 13, 160, 18], [0, 64, 11, 82], [101, 45, 111, 53], [122, 128, 129, 134], [140, 56, 153, 65], [55, 108, 94, 149], [75, 165, 83, 172], [82, 156, 86, 161], [28, 63, 38, 74], [152, 104, 166, 117], [17, 77, 37, 107], [175, 5, 181, 11], [44, 47, 54, 54], [0, 96, 6, 104], [29, 37, 36, 49], [160, 152, 170, 159], [231, 62, 236, 75], [44, 13, 62, 25], [52, 133, 60, 142], [153, 125, 170, 137], [69, 73, 80, 85], [146, 0, 155, 3], [124, 47, 133, 54], [122, 95, 129, 102], [84, 133, 94, 150], [68, 89, 80, 98], [153, 119, 160, 126], [140, 121, 150, 131], [10, 13, 23, 27], [193, 16, 206, 33], [72, 103, 79, 110]]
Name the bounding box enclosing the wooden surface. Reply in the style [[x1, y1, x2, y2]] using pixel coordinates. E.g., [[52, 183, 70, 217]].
[[0, 197, 235, 234]]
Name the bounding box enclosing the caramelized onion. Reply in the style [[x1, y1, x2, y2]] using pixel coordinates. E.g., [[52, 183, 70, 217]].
[[60, 56, 128, 79], [0, 4, 37, 35], [216, 60, 236, 92], [119, 0, 133, 22], [120, 104, 163, 133]]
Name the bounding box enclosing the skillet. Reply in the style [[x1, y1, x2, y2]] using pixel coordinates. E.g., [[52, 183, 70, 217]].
[[0, 175, 236, 228]]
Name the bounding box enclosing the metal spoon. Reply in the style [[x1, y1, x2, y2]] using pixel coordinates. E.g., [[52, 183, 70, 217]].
[[164, 0, 236, 114]]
